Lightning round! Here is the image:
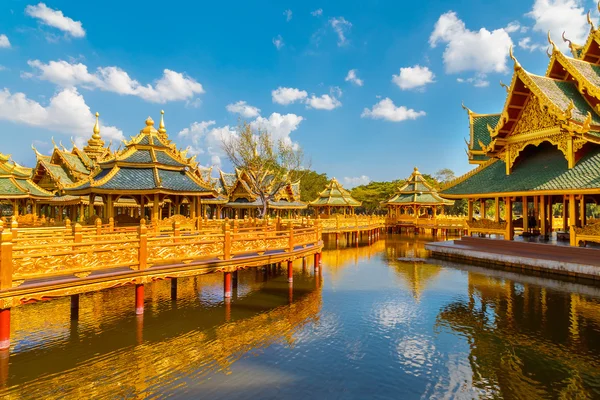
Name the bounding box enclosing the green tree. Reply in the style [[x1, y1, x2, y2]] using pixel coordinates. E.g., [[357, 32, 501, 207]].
[[351, 179, 405, 213], [435, 168, 456, 184], [221, 121, 306, 217], [296, 170, 329, 203]]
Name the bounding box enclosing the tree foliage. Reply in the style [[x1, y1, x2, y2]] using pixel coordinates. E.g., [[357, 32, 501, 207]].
[[221, 121, 306, 217], [296, 170, 329, 203], [350, 180, 405, 213]]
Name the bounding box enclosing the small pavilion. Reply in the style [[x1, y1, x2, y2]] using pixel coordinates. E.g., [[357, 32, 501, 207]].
[[385, 167, 453, 219], [309, 178, 361, 216], [63, 112, 220, 225]]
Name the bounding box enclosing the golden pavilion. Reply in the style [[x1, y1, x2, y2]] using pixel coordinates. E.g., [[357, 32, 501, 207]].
[[385, 167, 453, 219], [309, 178, 361, 216], [441, 27, 600, 246]]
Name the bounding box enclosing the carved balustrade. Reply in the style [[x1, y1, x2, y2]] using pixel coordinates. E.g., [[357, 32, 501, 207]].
[[318, 215, 385, 233], [571, 220, 600, 246], [467, 219, 508, 237], [0, 218, 322, 289]]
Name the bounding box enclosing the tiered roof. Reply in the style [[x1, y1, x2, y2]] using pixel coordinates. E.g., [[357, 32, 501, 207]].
[[443, 22, 600, 198], [0, 153, 53, 199], [224, 169, 306, 209], [310, 178, 361, 207], [64, 113, 217, 196], [385, 167, 452, 206]]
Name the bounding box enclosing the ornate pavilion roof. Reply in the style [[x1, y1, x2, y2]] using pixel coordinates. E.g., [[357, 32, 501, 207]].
[[385, 167, 452, 206], [63, 112, 217, 197], [0, 153, 53, 199], [461, 104, 500, 165], [442, 26, 600, 199], [309, 178, 361, 207]]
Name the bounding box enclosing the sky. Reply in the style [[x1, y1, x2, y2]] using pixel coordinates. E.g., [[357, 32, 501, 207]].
[[0, 0, 598, 187]]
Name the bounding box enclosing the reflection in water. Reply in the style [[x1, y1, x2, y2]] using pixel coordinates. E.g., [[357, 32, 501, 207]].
[[1, 235, 600, 399]]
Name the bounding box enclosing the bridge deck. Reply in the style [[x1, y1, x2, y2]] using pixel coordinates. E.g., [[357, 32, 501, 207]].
[[425, 237, 600, 280]]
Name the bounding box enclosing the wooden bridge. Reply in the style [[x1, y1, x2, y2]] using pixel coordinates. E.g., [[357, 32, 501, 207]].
[[0, 217, 326, 350]]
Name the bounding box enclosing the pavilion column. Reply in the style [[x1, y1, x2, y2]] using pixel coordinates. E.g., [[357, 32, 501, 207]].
[[152, 194, 159, 223], [106, 194, 113, 219], [547, 196, 553, 235], [494, 197, 500, 222], [522, 196, 529, 233], [562, 195, 568, 232], [534, 196, 539, 229], [467, 199, 473, 221], [569, 194, 577, 246], [505, 197, 514, 241], [579, 195, 586, 228], [88, 194, 94, 220], [540, 195, 547, 237], [480, 199, 486, 220]]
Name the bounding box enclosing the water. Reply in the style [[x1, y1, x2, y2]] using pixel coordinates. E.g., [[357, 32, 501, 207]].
[[1, 235, 600, 399]]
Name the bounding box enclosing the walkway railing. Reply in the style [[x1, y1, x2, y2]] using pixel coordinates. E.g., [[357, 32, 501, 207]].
[[0, 218, 322, 290], [317, 215, 386, 233]]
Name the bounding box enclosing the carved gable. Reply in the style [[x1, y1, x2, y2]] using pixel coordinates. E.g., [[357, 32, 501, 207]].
[[510, 95, 559, 137]]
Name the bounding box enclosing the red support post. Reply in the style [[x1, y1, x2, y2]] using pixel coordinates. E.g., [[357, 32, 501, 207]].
[[0, 309, 10, 350], [135, 284, 144, 315], [287, 260, 293, 283], [224, 272, 232, 298], [314, 252, 319, 272]]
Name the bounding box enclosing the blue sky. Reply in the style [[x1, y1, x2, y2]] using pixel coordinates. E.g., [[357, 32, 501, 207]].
[[0, 0, 597, 187]]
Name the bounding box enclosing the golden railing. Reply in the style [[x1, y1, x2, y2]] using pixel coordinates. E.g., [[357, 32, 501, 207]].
[[386, 216, 467, 229], [0, 218, 323, 290], [571, 220, 600, 246], [316, 215, 385, 233], [466, 219, 507, 237]]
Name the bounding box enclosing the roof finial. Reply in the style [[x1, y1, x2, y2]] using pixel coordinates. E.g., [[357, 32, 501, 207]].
[[509, 45, 521, 71], [588, 10, 595, 31], [499, 80, 509, 93], [547, 31, 558, 53], [158, 110, 167, 135], [461, 101, 473, 116], [562, 31, 572, 47], [93, 112, 101, 140]]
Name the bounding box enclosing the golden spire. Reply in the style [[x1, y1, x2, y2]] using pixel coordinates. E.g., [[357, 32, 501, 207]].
[[509, 45, 521, 71], [92, 112, 101, 140], [158, 110, 167, 135]]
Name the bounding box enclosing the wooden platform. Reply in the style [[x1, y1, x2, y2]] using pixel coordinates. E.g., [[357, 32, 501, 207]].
[[425, 236, 600, 280]]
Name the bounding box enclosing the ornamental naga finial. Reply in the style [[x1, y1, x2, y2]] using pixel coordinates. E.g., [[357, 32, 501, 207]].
[[461, 101, 473, 116], [499, 80, 509, 93], [547, 31, 559, 54], [588, 11, 595, 31], [509, 46, 522, 71]]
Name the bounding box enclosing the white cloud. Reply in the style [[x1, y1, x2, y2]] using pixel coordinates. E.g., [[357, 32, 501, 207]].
[[329, 17, 352, 46], [429, 11, 513, 74], [272, 87, 308, 105], [345, 69, 364, 86], [273, 35, 284, 50], [392, 65, 435, 90], [526, 0, 588, 52], [25, 3, 85, 38], [456, 74, 489, 87], [284, 9, 292, 22], [0, 87, 123, 145], [343, 175, 370, 188], [26, 60, 204, 103], [226, 100, 261, 118], [179, 113, 303, 167], [250, 113, 304, 146], [361, 98, 426, 122], [306, 94, 341, 110], [518, 37, 542, 52], [311, 9, 323, 17], [0, 35, 10, 48], [505, 21, 521, 33]]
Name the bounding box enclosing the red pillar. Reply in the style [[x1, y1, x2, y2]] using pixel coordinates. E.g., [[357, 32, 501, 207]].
[[314, 253, 319, 272], [224, 272, 232, 298], [0, 309, 9, 350], [287, 260, 293, 283], [225, 297, 231, 322], [135, 284, 144, 315]]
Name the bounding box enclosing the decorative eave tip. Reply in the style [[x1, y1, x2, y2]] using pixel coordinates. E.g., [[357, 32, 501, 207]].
[[509, 45, 522, 71], [547, 31, 559, 55], [499, 80, 509, 93], [461, 101, 472, 116], [588, 10, 596, 32]]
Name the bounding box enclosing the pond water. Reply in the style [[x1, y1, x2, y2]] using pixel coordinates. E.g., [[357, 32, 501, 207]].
[[1, 235, 600, 399]]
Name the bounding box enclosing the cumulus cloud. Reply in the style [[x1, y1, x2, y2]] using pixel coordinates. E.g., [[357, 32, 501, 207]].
[[0, 87, 123, 146], [456, 74, 489, 87], [392, 65, 435, 90], [272, 87, 308, 105], [0, 35, 10, 48], [329, 17, 352, 46], [25, 3, 85, 38], [345, 69, 364, 86], [305, 93, 342, 110], [179, 113, 303, 166], [311, 9, 323, 17], [526, 0, 588, 52], [518, 37, 542, 52], [272, 35, 284, 50], [429, 11, 513, 75], [284, 9, 292, 22], [343, 175, 370, 188], [226, 100, 261, 118], [361, 98, 425, 122], [25, 60, 204, 103]]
